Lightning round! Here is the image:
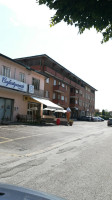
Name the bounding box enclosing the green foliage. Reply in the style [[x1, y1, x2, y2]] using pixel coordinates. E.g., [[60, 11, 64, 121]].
[[95, 111, 101, 116], [102, 109, 105, 116], [37, 0, 112, 43], [100, 115, 109, 120], [101, 109, 111, 120]]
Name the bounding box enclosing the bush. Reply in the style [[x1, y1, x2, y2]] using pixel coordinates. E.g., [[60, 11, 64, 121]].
[[100, 115, 109, 120]]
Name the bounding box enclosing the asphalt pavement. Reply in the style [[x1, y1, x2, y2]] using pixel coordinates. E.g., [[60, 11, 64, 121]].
[[0, 121, 112, 200]]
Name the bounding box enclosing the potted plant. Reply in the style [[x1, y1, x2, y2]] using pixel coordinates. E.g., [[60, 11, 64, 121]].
[[69, 120, 73, 126], [16, 114, 20, 122]]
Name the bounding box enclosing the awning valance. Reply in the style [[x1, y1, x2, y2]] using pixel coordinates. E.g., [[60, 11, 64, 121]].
[[43, 108, 55, 111], [55, 110, 67, 113], [31, 97, 63, 110]]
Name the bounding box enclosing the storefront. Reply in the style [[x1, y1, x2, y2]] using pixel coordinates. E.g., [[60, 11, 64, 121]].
[[30, 97, 63, 122], [27, 102, 41, 121], [0, 78, 63, 123], [0, 53, 45, 124], [0, 97, 14, 121], [0, 75, 32, 123]]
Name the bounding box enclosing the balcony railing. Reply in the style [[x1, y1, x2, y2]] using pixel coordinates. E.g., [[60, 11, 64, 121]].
[[33, 89, 44, 98], [70, 103, 76, 108], [70, 92, 80, 98], [53, 85, 66, 93], [44, 66, 56, 76], [53, 99, 65, 105]]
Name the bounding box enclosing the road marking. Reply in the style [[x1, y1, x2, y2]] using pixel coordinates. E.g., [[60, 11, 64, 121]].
[[0, 139, 13, 144], [0, 152, 22, 157], [0, 132, 51, 144], [25, 140, 74, 157], [25, 137, 86, 157], [0, 137, 10, 140]]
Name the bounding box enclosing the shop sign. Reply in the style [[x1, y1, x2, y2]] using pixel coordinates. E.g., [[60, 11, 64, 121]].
[[29, 84, 34, 94], [0, 75, 27, 92]]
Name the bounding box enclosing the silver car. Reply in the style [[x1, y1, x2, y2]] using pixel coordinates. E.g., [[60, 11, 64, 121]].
[[107, 118, 112, 126]]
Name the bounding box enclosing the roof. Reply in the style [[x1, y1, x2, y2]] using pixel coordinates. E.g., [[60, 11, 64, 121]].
[[0, 53, 45, 77], [15, 54, 97, 91], [0, 53, 31, 70]]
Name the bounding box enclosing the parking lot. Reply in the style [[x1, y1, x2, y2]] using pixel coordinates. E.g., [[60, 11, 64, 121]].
[[1, 120, 112, 200], [0, 120, 110, 159]]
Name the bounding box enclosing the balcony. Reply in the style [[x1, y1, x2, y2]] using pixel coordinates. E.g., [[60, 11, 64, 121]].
[[70, 92, 80, 98], [70, 103, 76, 108], [53, 85, 66, 93], [70, 92, 76, 98], [53, 99, 65, 106], [33, 89, 44, 98], [44, 66, 55, 76]]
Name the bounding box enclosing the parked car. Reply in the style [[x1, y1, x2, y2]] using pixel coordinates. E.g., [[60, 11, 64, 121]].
[[97, 116, 104, 121], [91, 117, 99, 122], [91, 116, 104, 122], [107, 118, 112, 126], [80, 116, 92, 121]]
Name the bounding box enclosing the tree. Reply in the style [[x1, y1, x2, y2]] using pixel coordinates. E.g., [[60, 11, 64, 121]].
[[37, 0, 112, 43], [102, 109, 105, 116], [95, 110, 101, 116]]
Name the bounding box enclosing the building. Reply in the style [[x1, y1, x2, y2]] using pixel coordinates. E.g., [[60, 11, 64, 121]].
[[15, 54, 97, 119], [0, 53, 62, 123]]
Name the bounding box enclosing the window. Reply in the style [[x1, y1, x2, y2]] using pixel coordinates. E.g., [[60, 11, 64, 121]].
[[80, 90, 82, 95], [58, 94, 60, 99], [75, 100, 78, 104], [70, 98, 74, 104], [76, 89, 79, 94], [59, 82, 61, 85], [88, 94, 90, 100], [62, 83, 65, 88], [32, 78, 40, 90], [19, 73, 26, 83], [79, 100, 82, 106], [14, 68, 16, 79], [2, 66, 10, 78], [46, 78, 49, 84], [54, 80, 56, 85], [45, 91, 49, 98], [53, 93, 56, 99], [65, 97, 67, 103], [70, 88, 73, 93], [88, 88, 90, 92], [86, 86, 90, 92], [61, 96, 64, 101]]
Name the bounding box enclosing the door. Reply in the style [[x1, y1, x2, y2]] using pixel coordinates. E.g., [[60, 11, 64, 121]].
[[27, 102, 41, 120], [0, 98, 13, 121], [4, 99, 13, 120], [0, 98, 5, 121]]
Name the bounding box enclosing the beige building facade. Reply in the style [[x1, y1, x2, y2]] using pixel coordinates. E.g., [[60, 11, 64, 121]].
[[0, 54, 45, 123]]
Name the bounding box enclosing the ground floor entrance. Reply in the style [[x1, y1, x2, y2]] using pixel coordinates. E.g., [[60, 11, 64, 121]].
[[0, 98, 14, 122], [27, 102, 41, 121]]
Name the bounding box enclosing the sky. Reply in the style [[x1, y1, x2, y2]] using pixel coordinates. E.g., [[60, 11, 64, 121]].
[[0, 0, 112, 111]]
